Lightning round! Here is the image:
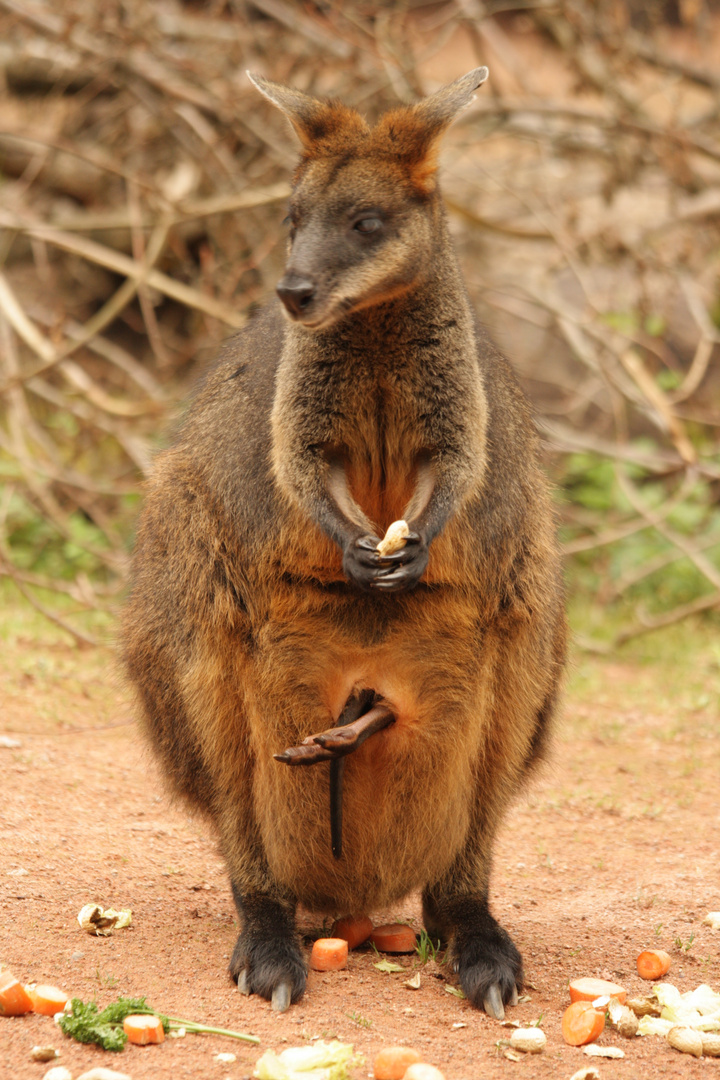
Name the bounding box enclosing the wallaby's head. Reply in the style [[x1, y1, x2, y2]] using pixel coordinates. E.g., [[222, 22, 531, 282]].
[[248, 69, 489, 330]]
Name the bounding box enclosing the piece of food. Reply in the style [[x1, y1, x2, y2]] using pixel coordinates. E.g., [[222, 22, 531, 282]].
[[42, 1068, 72, 1080], [703, 912, 720, 931], [562, 1002, 606, 1046], [31, 1047, 59, 1062], [627, 996, 661, 1018], [369, 924, 417, 954], [373, 1046, 422, 1080], [568, 977, 627, 1005], [309, 938, 348, 971], [667, 1026, 703, 1057], [581, 1045, 624, 1058], [123, 1014, 165, 1045], [76, 904, 131, 937], [636, 949, 671, 981], [509, 1028, 546, 1053], [376, 520, 410, 557], [402, 1066, 445, 1080], [702, 1033, 720, 1057], [606, 998, 639, 1038], [30, 985, 70, 1016], [254, 1040, 356, 1080], [0, 970, 34, 1016], [331, 916, 373, 950]]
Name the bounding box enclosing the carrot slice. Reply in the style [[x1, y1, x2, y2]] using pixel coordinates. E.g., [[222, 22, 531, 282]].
[[309, 937, 348, 971], [0, 971, 33, 1016], [568, 977, 627, 1005], [29, 985, 69, 1016], [373, 1046, 422, 1080], [331, 915, 374, 950], [369, 924, 417, 954], [637, 949, 671, 980], [562, 1001, 606, 1046], [123, 1014, 165, 1045]]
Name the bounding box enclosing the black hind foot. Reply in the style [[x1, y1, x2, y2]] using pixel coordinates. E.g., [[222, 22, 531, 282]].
[[230, 887, 306, 1012], [423, 890, 522, 1018]]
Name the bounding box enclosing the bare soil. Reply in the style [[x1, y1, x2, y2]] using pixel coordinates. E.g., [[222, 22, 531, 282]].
[[1, 619, 719, 1080]]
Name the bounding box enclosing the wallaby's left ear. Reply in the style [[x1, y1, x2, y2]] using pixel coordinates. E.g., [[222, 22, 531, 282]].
[[412, 67, 489, 139], [375, 67, 489, 192]]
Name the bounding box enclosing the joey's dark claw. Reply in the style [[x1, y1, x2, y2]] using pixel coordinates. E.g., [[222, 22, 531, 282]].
[[510, 984, 519, 1007], [237, 969, 250, 995], [483, 984, 505, 1020], [272, 981, 292, 1012]]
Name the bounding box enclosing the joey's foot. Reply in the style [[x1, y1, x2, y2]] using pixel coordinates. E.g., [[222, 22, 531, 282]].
[[230, 931, 306, 1012], [343, 533, 428, 592], [452, 917, 523, 1019]]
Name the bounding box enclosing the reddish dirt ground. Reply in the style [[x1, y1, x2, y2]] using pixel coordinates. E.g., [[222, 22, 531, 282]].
[[1, 619, 719, 1079]]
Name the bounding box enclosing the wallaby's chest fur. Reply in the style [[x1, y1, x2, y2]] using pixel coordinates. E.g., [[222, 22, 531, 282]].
[[122, 67, 566, 1014]]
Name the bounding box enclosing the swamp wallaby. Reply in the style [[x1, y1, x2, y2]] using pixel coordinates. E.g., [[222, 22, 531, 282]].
[[121, 68, 567, 1018]]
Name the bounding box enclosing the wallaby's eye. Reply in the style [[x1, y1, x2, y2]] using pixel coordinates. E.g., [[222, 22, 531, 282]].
[[353, 217, 383, 236]]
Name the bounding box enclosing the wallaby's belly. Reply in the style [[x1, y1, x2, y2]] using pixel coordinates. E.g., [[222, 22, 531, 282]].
[[244, 589, 493, 914]]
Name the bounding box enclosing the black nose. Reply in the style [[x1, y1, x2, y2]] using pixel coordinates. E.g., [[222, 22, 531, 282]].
[[276, 275, 316, 318]]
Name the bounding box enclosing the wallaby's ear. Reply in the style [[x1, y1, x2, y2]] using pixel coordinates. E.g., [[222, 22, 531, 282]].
[[375, 67, 489, 193], [247, 72, 368, 151]]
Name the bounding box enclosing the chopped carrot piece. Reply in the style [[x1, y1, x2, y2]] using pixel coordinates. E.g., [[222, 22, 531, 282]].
[[403, 1066, 445, 1080], [637, 949, 671, 980], [568, 976, 627, 1005], [331, 915, 373, 950], [373, 1046, 422, 1080], [123, 1014, 165, 1045], [562, 1001, 606, 1046], [29, 985, 69, 1016], [369, 924, 417, 954], [0, 971, 33, 1016], [309, 937, 348, 971]]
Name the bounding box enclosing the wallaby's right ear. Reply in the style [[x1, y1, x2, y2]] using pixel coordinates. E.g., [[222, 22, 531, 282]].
[[247, 72, 368, 151]]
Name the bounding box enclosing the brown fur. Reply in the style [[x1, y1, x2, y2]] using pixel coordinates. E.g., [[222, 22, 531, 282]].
[[121, 69, 567, 1011]]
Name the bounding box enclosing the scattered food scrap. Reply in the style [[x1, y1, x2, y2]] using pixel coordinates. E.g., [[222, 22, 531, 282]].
[[368, 924, 417, 954], [637, 949, 671, 980], [77, 904, 132, 937], [331, 916, 373, 949], [402, 1066, 445, 1080], [123, 1013, 165, 1045], [703, 913, 720, 931], [0, 970, 33, 1015], [43, 1068, 72, 1080], [508, 1028, 546, 1054], [606, 997, 639, 1038], [404, 973, 421, 990], [254, 1040, 358, 1080], [562, 1002, 605, 1046], [310, 938, 348, 971], [569, 1068, 600, 1080], [373, 1046, 422, 1080], [31, 1047, 59, 1062], [30, 985, 70, 1016], [568, 977, 627, 1004], [581, 1044, 625, 1059]]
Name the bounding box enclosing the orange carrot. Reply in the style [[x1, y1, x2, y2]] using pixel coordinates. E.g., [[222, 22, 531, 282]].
[[562, 1001, 606, 1046], [568, 977, 627, 1005], [309, 937, 348, 971], [637, 949, 671, 980], [0, 971, 33, 1016], [331, 915, 374, 950], [123, 1014, 165, 1045], [369, 924, 417, 954], [373, 1046, 422, 1080], [29, 985, 69, 1016]]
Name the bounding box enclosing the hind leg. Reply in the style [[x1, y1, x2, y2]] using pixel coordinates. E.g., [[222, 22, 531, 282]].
[[230, 883, 306, 1012]]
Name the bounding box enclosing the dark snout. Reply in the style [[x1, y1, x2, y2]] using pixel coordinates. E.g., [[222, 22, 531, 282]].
[[276, 273, 316, 319]]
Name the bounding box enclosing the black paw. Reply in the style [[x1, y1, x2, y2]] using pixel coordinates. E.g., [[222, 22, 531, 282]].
[[453, 917, 523, 1019], [230, 930, 306, 1011], [343, 533, 428, 592]]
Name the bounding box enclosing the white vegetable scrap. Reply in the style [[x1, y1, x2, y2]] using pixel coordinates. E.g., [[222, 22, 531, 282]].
[[215, 1052, 237, 1063], [641, 983, 720, 1034], [569, 1068, 600, 1080], [404, 972, 421, 990], [77, 904, 132, 937], [703, 912, 720, 931], [43, 1069, 73, 1080], [607, 997, 639, 1038], [581, 1044, 625, 1059], [254, 1040, 358, 1080], [76, 1069, 132, 1080], [508, 1028, 546, 1054], [376, 520, 410, 557]]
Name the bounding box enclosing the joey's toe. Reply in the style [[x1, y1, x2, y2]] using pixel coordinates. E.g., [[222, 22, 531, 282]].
[[510, 984, 519, 1007], [237, 969, 250, 995]]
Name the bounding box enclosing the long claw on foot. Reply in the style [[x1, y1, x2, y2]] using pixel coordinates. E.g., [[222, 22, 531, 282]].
[[510, 984, 519, 1007], [237, 969, 250, 995], [483, 984, 505, 1020], [272, 981, 292, 1012]]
